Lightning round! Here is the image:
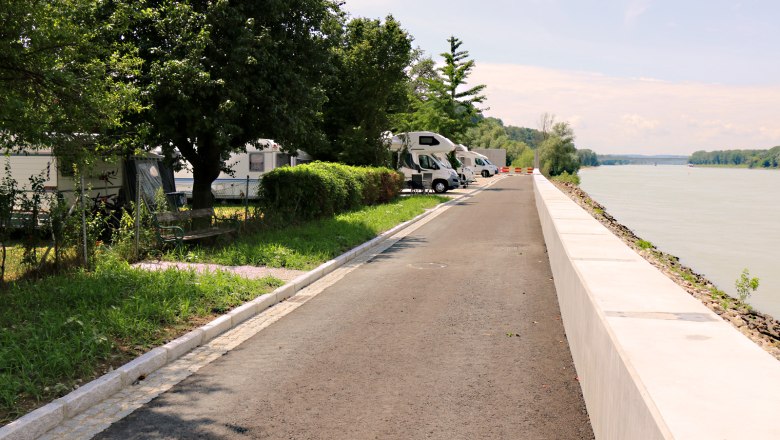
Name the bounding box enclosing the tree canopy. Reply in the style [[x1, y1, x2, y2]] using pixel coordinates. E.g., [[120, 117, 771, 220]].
[[577, 149, 600, 167], [312, 15, 413, 166], [540, 121, 580, 176], [395, 36, 486, 143], [0, 0, 141, 159], [461, 117, 531, 164], [689, 147, 780, 168], [123, 0, 337, 208]]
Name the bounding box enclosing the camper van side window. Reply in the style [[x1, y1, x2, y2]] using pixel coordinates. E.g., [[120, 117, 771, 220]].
[[475, 158, 485, 166], [249, 153, 264, 172], [419, 136, 440, 146]]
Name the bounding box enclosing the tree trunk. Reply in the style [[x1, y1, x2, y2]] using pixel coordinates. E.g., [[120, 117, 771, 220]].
[[1, 242, 5, 283], [180, 137, 223, 230], [191, 177, 215, 211]]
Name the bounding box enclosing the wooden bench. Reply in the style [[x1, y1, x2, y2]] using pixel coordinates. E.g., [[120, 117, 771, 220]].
[[153, 208, 239, 247]]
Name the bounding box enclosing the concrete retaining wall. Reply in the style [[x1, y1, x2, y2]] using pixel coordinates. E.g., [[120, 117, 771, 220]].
[[533, 173, 780, 439]]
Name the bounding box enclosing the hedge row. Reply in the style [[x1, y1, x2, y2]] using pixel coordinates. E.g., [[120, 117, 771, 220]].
[[259, 162, 405, 222]]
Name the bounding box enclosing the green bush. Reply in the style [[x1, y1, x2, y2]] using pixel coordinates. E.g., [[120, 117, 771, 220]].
[[550, 171, 580, 185], [259, 162, 404, 222]]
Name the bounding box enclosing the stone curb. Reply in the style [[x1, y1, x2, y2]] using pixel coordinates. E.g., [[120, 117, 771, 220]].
[[0, 176, 506, 440]]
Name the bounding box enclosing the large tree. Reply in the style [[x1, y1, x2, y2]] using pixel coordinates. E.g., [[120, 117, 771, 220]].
[[0, 0, 141, 157], [396, 36, 486, 143], [312, 15, 413, 166], [540, 121, 580, 176], [127, 0, 336, 209]]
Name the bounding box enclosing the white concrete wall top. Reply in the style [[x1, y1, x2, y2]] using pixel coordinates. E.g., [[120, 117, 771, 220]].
[[533, 174, 780, 439]]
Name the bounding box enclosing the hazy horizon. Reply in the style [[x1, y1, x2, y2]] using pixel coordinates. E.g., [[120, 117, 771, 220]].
[[344, 1, 780, 156]]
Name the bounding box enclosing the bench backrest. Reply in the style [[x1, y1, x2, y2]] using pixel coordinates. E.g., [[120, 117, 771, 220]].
[[155, 208, 215, 223]]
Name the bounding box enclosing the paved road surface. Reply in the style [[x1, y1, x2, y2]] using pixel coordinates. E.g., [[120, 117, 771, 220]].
[[96, 176, 594, 439]]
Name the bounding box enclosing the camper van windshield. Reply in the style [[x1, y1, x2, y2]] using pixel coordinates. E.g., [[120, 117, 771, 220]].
[[418, 155, 438, 170], [433, 153, 453, 169]]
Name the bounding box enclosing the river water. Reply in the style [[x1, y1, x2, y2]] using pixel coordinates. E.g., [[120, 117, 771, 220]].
[[579, 165, 780, 319]]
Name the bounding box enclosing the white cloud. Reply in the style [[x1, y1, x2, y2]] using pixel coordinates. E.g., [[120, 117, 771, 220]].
[[470, 63, 780, 154], [621, 114, 660, 131], [625, 0, 652, 26]]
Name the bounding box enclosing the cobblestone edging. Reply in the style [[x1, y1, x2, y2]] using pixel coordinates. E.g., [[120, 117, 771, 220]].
[[0, 176, 508, 440], [553, 181, 780, 360]]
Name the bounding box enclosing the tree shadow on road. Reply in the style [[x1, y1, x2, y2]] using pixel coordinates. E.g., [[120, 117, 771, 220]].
[[364, 236, 428, 265], [94, 375, 253, 439]]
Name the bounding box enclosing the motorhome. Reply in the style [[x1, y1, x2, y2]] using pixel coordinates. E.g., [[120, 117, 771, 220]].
[[431, 151, 475, 187], [389, 132, 460, 193], [455, 145, 499, 177], [173, 140, 312, 200]]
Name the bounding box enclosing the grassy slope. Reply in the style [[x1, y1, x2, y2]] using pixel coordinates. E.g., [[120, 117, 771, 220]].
[[168, 195, 448, 269], [0, 259, 282, 424]]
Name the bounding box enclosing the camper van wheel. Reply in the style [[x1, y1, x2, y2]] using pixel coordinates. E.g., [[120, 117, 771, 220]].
[[481, 170, 490, 178], [433, 180, 447, 194]]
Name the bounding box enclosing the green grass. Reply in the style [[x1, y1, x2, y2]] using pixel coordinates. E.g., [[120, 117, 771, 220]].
[[166, 195, 448, 270], [550, 171, 581, 185], [636, 239, 654, 250], [1, 243, 56, 283], [0, 257, 282, 424]]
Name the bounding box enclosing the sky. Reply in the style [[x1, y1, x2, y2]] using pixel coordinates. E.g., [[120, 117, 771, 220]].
[[342, 0, 780, 155]]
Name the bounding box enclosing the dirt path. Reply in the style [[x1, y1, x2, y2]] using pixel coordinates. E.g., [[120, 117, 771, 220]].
[[97, 176, 594, 439]]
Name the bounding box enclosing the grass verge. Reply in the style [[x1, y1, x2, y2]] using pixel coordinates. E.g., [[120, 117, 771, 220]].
[[166, 195, 448, 269], [0, 256, 283, 425]]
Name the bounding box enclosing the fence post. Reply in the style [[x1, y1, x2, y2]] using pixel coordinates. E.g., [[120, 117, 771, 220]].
[[244, 175, 249, 227], [79, 172, 88, 267], [135, 171, 141, 259]]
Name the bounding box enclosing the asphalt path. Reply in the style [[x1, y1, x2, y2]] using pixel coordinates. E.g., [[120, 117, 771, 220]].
[[96, 176, 594, 439]]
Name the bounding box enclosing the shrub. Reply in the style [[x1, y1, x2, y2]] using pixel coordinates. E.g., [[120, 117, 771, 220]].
[[259, 162, 404, 222], [550, 171, 580, 185]]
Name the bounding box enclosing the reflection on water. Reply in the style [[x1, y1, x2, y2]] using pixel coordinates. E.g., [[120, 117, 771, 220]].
[[580, 165, 780, 319]]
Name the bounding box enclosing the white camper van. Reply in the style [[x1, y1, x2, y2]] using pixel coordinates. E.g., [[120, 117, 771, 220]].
[[389, 132, 460, 193], [174, 140, 312, 200], [431, 151, 475, 187], [455, 145, 499, 177]]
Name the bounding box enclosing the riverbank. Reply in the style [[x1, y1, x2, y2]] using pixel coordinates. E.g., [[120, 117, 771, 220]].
[[553, 181, 780, 361]]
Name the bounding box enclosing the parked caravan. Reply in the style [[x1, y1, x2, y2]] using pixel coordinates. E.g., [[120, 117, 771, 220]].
[[455, 145, 499, 177], [3, 150, 173, 208], [173, 140, 312, 200], [389, 132, 460, 193]]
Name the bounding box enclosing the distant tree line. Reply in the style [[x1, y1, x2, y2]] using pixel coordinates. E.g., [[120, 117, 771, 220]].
[[689, 147, 780, 168], [460, 117, 537, 166], [577, 149, 600, 167]]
